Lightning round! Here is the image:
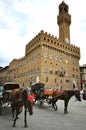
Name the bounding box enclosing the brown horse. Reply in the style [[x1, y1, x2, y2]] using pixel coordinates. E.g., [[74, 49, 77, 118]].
[[49, 89, 81, 114], [11, 88, 34, 127]]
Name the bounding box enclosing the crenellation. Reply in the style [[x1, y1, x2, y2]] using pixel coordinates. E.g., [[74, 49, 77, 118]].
[[45, 32, 47, 35], [55, 36, 57, 39], [40, 30, 44, 33], [52, 35, 54, 38], [49, 33, 51, 36]]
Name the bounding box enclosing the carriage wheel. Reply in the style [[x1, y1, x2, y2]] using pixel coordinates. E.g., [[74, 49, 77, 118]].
[[38, 100, 44, 108], [0, 101, 2, 115], [53, 103, 58, 111]]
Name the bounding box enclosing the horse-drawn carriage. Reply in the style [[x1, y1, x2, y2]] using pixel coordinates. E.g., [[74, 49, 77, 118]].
[[31, 83, 81, 113], [31, 82, 54, 99], [0, 82, 20, 115], [31, 82, 45, 104], [31, 82, 58, 110]]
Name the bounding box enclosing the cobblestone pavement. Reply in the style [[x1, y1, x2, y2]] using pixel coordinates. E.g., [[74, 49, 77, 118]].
[[0, 96, 86, 130]]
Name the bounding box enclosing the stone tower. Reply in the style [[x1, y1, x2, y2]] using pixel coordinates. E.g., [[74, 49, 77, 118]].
[[57, 1, 71, 44]]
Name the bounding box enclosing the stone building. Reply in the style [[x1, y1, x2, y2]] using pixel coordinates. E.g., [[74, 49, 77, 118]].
[[80, 64, 86, 90], [0, 1, 80, 89]]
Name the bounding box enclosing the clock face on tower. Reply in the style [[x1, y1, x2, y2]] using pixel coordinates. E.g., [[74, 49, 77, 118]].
[[65, 37, 69, 43]]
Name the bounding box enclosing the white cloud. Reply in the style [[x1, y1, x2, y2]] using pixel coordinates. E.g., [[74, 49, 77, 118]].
[[0, 0, 86, 67]]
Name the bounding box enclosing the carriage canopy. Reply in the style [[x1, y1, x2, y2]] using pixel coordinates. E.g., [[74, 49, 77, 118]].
[[31, 82, 45, 92], [3, 82, 20, 90]]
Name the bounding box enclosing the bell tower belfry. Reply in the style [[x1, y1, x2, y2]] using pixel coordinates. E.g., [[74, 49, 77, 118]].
[[57, 1, 71, 43]]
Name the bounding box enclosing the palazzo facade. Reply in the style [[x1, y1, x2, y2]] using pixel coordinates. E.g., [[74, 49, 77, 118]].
[[0, 1, 80, 89]]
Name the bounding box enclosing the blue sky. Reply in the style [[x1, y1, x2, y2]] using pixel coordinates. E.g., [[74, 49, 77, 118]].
[[0, 0, 86, 67]]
